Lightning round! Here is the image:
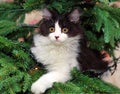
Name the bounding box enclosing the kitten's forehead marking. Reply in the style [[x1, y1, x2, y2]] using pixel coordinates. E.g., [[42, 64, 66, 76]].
[[55, 21, 61, 36]]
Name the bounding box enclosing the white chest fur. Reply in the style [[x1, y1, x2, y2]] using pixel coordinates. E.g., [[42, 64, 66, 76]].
[[31, 34, 80, 71]]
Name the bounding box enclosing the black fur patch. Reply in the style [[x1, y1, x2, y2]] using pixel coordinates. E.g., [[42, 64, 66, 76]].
[[37, 8, 109, 75]]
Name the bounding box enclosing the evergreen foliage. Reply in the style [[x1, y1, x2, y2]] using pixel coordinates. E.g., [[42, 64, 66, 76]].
[[0, 0, 120, 94], [47, 68, 120, 94]]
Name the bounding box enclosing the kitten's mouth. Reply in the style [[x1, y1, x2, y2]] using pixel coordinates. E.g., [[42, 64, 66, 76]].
[[54, 39, 63, 43], [51, 39, 66, 44], [55, 39, 60, 41], [49, 34, 68, 43]]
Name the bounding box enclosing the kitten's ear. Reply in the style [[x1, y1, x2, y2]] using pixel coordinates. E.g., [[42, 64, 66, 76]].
[[42, 8, 52, 20], [69, 8, 81, 23]]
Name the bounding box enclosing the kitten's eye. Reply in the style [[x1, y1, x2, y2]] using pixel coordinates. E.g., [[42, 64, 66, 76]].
[[62, 28, 69, 33], [49, 27, 55, 32]]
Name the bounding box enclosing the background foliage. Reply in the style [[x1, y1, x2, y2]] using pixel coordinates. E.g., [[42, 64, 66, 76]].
[[0, 0, 120, 94]]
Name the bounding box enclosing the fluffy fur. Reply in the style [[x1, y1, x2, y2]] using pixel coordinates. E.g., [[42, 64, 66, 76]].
[[30, 8, 109, 94], [31, 34, 81, 94], [31, 8, 82, 94]]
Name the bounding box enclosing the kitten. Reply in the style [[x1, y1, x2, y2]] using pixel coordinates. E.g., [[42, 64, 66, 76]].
[[31, 8, 109, 94]]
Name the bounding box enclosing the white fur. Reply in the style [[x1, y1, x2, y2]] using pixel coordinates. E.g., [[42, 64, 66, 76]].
[[31, 25, 81, 94]]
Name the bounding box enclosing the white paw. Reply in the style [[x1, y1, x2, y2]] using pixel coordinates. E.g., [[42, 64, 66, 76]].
[[31, 81, 46, 94], [31, 80, 52, 94]]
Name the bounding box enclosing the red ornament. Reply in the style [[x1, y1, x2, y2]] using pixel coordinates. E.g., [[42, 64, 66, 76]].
[[101, 50, 112, 62]]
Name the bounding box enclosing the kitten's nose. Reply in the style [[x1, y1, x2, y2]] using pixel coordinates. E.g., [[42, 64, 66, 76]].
[[55, 36, 59, 40]]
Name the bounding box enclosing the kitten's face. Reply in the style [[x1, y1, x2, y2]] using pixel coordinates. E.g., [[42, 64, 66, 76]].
[[39, 8, 82, 43], [48, 21, 68, 42]]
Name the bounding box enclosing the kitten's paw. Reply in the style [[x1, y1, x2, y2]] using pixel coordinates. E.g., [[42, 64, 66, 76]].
[[31, 81, 46, 94], [31, 80, 52, 94]]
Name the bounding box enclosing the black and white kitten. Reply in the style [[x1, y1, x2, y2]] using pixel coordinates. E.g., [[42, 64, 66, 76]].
[[31, 8, 109, 94]]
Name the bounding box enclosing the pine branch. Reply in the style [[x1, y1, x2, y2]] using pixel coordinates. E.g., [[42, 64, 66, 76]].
[[71, 68, 120, 94], [0, 3, 26, 21], [46, 68, 120, 94], [0, 0, 120, 93], [23, 0, 45, 11], [0, 53, 33, 93], [0, 20, 17, 36]]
